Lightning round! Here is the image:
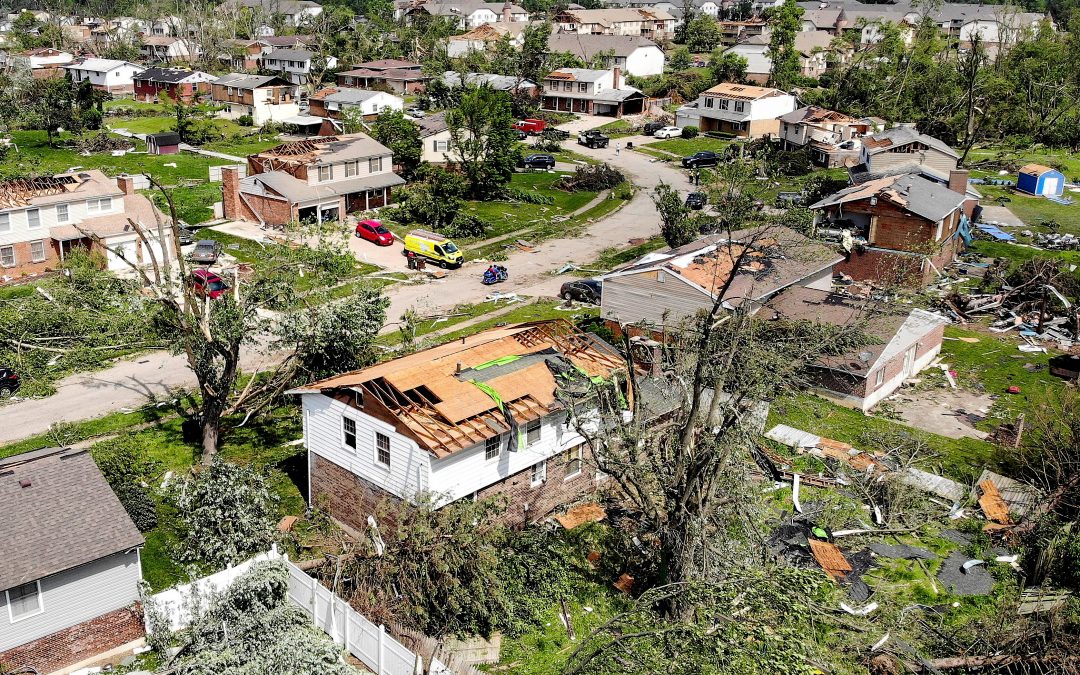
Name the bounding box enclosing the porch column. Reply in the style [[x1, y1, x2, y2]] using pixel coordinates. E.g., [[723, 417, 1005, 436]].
[[365, 191, 370, 211]]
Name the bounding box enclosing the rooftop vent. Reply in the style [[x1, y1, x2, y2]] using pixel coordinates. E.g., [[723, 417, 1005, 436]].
[[19, 478, 31, 488]]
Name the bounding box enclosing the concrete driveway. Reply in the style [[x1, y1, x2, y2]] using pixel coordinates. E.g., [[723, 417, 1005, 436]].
[[555, 115, 617, 134]]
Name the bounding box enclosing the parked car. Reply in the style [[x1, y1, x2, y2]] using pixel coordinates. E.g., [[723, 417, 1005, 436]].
[[515, 130, 528, 141], [355, 219, 394, 246], [191, 269, 230, 299], [405, 107, 425, 119], [513, 118, 547, 135], [403, 230, 463, 268], [540, 128, 571, 141], [559, 279, 602, 304], [578, 130, 610, 149], [177, 226, 196, 246], [653, 126, 682, 139], [521, 153, 556, 170], [189, 239, 222, 264], [682, 151, 720, 169], [685, 192, 707, 210], [0, 367, 20, 397], [642, 121, 665, 136]]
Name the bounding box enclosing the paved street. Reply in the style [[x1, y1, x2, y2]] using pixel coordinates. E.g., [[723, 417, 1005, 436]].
[[0, 135, 691, 445]]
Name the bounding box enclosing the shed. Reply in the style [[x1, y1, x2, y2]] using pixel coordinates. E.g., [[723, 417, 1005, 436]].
[[146, 132, 182, 155], [1017, 164, 1065, 197]]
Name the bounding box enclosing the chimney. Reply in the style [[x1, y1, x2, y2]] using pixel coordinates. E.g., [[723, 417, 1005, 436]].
[[948, 169, 969, 195], [612, 66, 621, 90], [221, 166, 241, 220], [116, 175, 136, 195], [502, 0, 511, 22]]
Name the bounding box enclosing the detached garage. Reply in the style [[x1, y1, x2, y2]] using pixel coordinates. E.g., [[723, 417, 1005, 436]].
[[1017, 164, 1065, 197]]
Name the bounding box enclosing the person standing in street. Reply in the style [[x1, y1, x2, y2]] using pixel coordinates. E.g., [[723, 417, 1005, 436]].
[[615, 142, 621, 156]]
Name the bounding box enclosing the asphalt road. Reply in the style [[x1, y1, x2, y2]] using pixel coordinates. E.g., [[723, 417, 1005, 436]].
[[0, 135, 692, 446]]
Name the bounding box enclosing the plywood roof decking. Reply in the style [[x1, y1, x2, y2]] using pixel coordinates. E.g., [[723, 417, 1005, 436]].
[[978, 479, 1012, 525], [808, 539, 853, 581], [702, 82, 786, 101]]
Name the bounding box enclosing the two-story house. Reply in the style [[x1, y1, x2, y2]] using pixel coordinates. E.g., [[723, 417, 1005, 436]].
[[221, 38, 272, 71], [540, 67, 645, 117], [1, 171, 174, 280], [226, 0, 324, 26], [139, 36, 195, 62], [779, 106, 871, 167], [414, 111, 462, 164], [809, 171, 971, 286], [13, 47, 74, 71], [447, 22, 528, 57], [554, 8, 676, 40], [546, 34, 665, 77], [336, 59, 429, 94], [0, 447, 145, 675], [857, 126, 961, 178], [681, 82, 796, 137], [63, 58, 143, 94], [407, 0, 529, 29], [290, 320, 627, 529], [222, 134, 405, 225], [211, 73, 300, 125], [262, 48, 337, 86], [308, 88, 404, 121], [132, 67, 216, 103]]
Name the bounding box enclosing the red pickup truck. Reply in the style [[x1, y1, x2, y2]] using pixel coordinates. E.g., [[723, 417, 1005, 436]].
[[513, 118, 547, 135]]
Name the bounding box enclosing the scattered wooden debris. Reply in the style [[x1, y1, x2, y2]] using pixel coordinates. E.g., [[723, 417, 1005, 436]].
[[277, 515, 299, 532], [977, 479, 1012, 525], [808, 539, 853, 581], [613, 573, 635, 594], [1017, 588, 1071, 615], [554, 502, 606, 529]]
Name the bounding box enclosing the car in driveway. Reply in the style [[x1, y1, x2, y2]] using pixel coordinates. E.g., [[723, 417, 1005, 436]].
[[189, 239, 222, 264], [191, 269, 230, 299], [0, 367, 20, 397], [521, 153, 556, 170], [653, 126, 682, 139], [685, 192, 707, 210], [642, 121, 665, 136], [355, 219, 394, 246], [177, 226, 195, 246], [681, 151, 720, 169], [406, 107, 425, 119], [559, 279, 601, 304]]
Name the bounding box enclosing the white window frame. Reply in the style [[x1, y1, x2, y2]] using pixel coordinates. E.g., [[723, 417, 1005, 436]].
[[484, 435, 501, 461], [86, 197, 112, 214], [369, 156, 383, 173], [719, 99, 729, 110], [704, 97, 714, 108], [734, 100, 745, 113], [29, 239, 46, 263], [344, 160, 359, 178], [318, 164, 333, 182], [6, 580, 44, 623], [0, 245, 15, 267], [563, 444, 583, 479], [342, 416, 357, 449], [26, 208, 41, 229], [375, 432, 391, 468], [531, 460, 547, 486], [55, 203, 69, 223], [874, 368, 885, 388], [0, 213, 9, 232]]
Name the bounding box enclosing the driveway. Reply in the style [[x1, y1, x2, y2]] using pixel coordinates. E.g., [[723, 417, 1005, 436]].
[[0, 141, 692, 446], [555, 115, 617, 134]]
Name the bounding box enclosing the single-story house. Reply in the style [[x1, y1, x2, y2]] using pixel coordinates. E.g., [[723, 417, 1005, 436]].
[[132, 67, 216, 103], [0, 447, 145, 674], [336, 59, 429, 94], [440, 71, 539, 96], [1016, 164, 1065, 197]]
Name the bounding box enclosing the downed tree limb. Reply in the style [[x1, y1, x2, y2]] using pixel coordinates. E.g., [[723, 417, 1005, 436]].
[[910, 653, 1080, 671]]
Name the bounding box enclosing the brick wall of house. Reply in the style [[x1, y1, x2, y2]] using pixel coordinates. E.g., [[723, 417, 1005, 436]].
[[835, 247, 927, 286], [310, 453, 391, 533], [243, 193, 293, 225], [1, 239, 61, 280], [0, 604, 144, 674]]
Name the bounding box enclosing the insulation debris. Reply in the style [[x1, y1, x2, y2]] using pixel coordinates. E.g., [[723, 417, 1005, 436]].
[[554, 502, 607, 530]]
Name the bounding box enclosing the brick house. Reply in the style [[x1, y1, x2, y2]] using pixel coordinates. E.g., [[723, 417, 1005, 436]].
[[336, 59, 429, 95], [210, 74, 300, 126], [540, 67, 645, 117], [290, 320, 627, 529], [132, 67, 215, 103], [0, 447, 145, 675], [809, 171, 972, 286], [1, 171, 175, 281], [765, 286, 946, 410], [222, 134, 405, 225]]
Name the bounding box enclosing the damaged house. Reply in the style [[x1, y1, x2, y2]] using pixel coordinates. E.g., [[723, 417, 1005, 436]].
[[289, 320, 627, 529], [809, 171, 971, 286]]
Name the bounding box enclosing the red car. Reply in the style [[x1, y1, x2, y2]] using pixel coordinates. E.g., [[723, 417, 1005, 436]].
[[191, 269, 230, 299], [355, 219, 394, 246]]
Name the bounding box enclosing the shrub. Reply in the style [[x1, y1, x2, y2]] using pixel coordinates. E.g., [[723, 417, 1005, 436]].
[[115, 482, 159, 531], [502, 186, 555, 205], [443, 212, 489, 239], [681, 125, 699, 139], [556, 163, 625, 192], [92, 435, 160, 531], [236, 114, 254, 127]]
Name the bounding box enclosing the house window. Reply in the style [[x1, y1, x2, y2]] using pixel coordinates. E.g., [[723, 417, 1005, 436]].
[[87, 197, 112, 214], [485, 435, 501, 460], [563, 444, 583, 478], [704, 97, 714, 108], [56, 203, 69, 222], [26, 208, 40, 229], [318, 165, 333, 182], [563, 82, 572, 91], [344, 160, 359, 177], [6, 581, 43, 622], [369, 157, 383, 172], [30, 240, 46, 263], [343, 417, 357, 449], [546, 81, 556, 91], [531, 460, 547, 486], [578, 82, 587, 92], [227, 86, 234, 95], [375, 432, 391, 468], [0, 245, 14, 267], [433, 140, 450, 153], [874, 368, 885, 388], [719, 99, 729, 110], [526, 418, 541, 445], [0, 213, 9, 232], [734, 101, 745, 112]]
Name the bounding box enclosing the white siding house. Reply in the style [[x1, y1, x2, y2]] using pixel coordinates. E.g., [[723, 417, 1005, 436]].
[[63, 58, 142, 93]]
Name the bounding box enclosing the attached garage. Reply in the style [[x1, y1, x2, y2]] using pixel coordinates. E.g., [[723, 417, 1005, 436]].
[[1017, 164, 1066, 197]]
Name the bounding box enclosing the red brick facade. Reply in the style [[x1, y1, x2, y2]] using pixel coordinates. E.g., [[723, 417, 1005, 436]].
[[1, 239, 61, 278], [0, 604, 144, 674]]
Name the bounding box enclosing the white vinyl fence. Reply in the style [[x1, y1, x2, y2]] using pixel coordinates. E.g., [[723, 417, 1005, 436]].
[[147, 545, 422, 675], [209, 164, 247, 182]]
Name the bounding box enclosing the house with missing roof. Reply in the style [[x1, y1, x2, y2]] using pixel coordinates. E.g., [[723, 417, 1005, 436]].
[[132, 67, 216, 103], [554, 8, 676, 40], [447, 22, 528, 58], [723, 30, 843, 83], [262, 48, 337, 86], [210, 74, 301, 126], [405, 0, 530, 29], [540, 67, 645, 117], [440, 71, 539, 96], [1, 170, 175, 280], [857, 127, 961, 178], [809, 171, 971, 286], [221, 134, 405, 225], [63, 58, 142, 94], [291, 320, 626, 529], [779, 106, 872, 167], [546, 34, 665, 77], [139, 36, 195, 62], [336, 59, 429, 94], [679, 82, 796, 137], [0, 448, 145, 674], [308, 88, 404, 121]]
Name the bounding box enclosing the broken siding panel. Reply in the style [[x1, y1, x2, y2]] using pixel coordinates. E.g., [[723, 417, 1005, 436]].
[[600, 271, 712, 326]]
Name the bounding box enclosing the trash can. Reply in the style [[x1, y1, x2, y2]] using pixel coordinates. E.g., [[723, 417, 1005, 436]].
[[626, 141, 633, 149]]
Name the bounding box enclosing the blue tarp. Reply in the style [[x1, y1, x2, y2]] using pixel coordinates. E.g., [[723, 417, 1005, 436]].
[[976, 223, 1016, 241]]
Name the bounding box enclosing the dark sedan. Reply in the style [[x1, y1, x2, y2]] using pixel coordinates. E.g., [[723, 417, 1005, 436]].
[[681, 151, 720, 169], [685, 192, 707, 210], [521, 153, 556, 170], [559, 279, 601, 304]]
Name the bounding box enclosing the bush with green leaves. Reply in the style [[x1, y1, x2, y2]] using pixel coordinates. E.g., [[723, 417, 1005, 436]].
[[681, 125, 699, 139], [442, 212, 489, 239], [91, 435, 161, 531], [236, 114, 254, 127], [169, 461, 280, 567], [502, 186, 555, 205]]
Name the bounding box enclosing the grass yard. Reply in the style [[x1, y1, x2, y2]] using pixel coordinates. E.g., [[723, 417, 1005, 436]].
[[104, 99, 171, 113], [966, 145, 1080, 181], [974, 182, 1080, 233], [437, 299, 599, 343], [594, 119, 637, 138], [462, 172, 598, 242], [639, 135, 731, 158], [968, 240, 1080, 267], [159, 182, 223, 225]]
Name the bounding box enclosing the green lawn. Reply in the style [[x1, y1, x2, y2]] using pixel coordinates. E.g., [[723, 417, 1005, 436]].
[[966, 145, 1080, 181], [158, 182, 223, 225], [437, 300, 599, 343], [462, 172, 598, 242], [104, 99, 171, 113], [640, 135, 731, 158], [968, 240, 1080, 267], [975, 183, 1080, 233], [594, 119, 637, 138]]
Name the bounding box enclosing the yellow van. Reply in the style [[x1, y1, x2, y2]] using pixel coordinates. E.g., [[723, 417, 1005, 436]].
[[403, 229, 464, 268]]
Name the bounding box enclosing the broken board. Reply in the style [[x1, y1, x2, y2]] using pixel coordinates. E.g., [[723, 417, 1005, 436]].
[[809, 539, 853, 581]]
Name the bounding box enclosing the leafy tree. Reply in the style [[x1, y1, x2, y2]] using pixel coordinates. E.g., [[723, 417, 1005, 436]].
[[652, 182, 695, 248], [92, 435, 160, 532], [668, 46, 693, 72], [390, 165, 469, 229], [165, 91, 219, 145], [21, 76, 82, 147], [765, 0, 804, 90], [685, 15, 723, 53], [518, 21, 553, 86], [446, 84, 520, 198], [708, 50, 748, 85], [370, 110, 423, 179]]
